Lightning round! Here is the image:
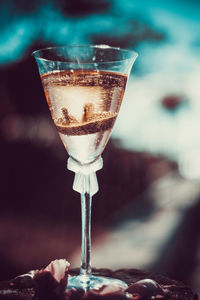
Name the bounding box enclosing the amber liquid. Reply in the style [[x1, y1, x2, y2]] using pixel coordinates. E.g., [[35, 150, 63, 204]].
[[41, 70, 127, 164]]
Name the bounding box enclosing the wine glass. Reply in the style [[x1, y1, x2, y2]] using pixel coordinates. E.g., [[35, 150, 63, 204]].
[[33, 45, 138, 291]]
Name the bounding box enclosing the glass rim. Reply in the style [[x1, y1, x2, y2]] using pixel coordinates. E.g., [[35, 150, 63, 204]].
[[32, 44, 138, 64]]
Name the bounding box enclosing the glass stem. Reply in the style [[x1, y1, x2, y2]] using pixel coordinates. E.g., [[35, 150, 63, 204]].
[[67, 156, 103, 277], [80, 190, 92, 276]]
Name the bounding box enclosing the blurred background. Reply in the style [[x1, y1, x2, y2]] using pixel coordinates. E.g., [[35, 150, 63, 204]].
[[0, 0, 200, 295]]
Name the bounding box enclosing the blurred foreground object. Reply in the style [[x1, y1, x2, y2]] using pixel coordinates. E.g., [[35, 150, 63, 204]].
[[0, 262, 197, 299]]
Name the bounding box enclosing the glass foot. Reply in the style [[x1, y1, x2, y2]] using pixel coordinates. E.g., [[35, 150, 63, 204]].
[[67, 274, 128, 292]]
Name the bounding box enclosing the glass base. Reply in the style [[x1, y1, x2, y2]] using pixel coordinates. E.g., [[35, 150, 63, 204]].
[[67, 274, 128, 292]]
